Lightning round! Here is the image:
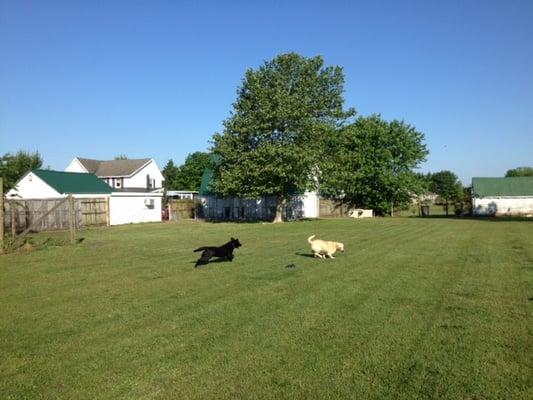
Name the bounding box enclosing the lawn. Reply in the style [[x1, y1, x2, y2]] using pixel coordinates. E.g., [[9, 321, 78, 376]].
[[1, 218, 532, 399]]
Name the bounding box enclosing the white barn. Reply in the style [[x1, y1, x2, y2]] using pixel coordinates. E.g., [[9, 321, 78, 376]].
[[472, 177, 533, 217]]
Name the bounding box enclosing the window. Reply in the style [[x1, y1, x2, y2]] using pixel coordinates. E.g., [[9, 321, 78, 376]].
[[145, 198, 155, 209]]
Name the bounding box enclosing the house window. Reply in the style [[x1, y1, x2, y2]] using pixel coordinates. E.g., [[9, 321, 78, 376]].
[[145, 198, 155, 209], [146, 174, 152, 189]]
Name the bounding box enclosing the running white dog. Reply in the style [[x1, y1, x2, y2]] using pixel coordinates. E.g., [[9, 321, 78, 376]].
[[307, 235, 345, 259]]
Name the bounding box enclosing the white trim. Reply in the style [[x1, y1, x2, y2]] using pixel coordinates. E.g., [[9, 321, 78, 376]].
[[475, 196, 533, 199], [110, 192, 163, 197]]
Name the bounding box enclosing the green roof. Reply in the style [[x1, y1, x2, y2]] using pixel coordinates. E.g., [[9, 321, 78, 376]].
[[199, 168, 215, 196], [198, 154, 221, 196], [472, 177, 533, 197], [33, 169, 113, 194]]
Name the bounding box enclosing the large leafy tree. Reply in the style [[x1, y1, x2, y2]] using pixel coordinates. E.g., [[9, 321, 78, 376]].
[[211, 53, 354, 222], [0, 150, 43, 192], [505, 166, 533, 177], [429, 170, 463, 215], [320, 115, 428, 215]]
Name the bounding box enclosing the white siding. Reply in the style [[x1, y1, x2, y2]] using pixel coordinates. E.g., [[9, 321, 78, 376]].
[[299, 192, 319, 218], [65, 158, 88, 173], [6, 172, 61, 199], [473, 197, 533, 216], [122, 160, 164, 190], [109, 193, 162, 225]]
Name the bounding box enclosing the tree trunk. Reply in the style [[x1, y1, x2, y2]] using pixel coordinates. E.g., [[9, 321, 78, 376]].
[[273, 195, 285, 223], [445, 199, 449, 216]]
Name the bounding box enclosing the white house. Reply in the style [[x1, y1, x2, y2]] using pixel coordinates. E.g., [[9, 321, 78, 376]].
[[7, 169, 162, 225], [65, 157, 164, 192], [472, 177, 533, 217]]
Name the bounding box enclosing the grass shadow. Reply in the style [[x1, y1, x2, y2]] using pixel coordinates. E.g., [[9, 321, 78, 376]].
[[295, 252, 314, 258], [190, 258, 234, 266]]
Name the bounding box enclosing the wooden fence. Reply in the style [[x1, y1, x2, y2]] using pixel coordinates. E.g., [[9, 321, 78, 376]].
[[3, 197, 109, 234], [168, 199, 196, 220], [319, 199, 350, 217]]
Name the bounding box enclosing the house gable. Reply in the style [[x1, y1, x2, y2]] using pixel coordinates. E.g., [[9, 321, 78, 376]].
[[65, 158, 90, 173], [66, 157, 164, 191], [6, 171, 61, 199]]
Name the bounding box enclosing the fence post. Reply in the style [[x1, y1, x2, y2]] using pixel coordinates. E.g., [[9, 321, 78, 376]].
[[0, 178, 3, 254], [10, 201, 16, 238], [106, 196, 110, 226], [68, 195, 76, 244]]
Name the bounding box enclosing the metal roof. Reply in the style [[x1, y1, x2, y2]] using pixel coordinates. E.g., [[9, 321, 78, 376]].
[[33, 169, 113, 194], [472, 177, 533, 197], [76, 157, 151, 177], [199, 168, 215, 196]]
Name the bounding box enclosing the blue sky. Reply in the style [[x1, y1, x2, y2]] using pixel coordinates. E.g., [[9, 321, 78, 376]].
[[1, 0, 532, 184]]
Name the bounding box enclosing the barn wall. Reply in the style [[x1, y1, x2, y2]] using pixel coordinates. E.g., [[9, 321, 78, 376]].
[[473, 197, 533, 216], [198, 193, 318, 220], [298, 192, 319, 218], [109, 193, 162, 225], [6, 172, 61, 199]]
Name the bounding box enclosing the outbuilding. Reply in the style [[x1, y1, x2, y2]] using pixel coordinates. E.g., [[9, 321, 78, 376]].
[[472, 177, 533, 217], [7, 169, 162, 225]]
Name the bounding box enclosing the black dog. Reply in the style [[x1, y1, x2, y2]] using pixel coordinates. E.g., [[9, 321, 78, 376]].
[[194, 237, 242, 267]]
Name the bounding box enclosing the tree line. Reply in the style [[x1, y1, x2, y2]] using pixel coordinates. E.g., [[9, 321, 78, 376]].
[[3, 53, 532, 222]]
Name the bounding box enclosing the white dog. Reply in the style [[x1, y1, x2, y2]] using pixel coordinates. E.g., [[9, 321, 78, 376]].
[[307, 235, 345, 259]]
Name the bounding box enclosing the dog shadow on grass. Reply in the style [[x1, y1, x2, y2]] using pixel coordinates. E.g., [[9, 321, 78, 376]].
[[294, 252, 314, 258], [190, 258, 232, 266]]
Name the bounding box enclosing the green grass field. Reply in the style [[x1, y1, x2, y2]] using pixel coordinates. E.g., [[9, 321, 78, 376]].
[[1, 218, 532, 399]]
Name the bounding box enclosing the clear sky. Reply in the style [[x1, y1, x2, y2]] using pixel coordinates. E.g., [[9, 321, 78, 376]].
[[1, 0, 532, 184]]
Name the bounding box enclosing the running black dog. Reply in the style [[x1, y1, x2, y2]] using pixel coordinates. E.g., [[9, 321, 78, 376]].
[[193, 237, 242, 267]]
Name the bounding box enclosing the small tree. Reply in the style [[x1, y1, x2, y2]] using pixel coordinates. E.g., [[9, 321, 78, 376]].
[[429, 170, 462, 216], [162, 159, 179, 190], [211, 53, 354, 222], [114, 155, 128, 160], [0, 150, 43, 192], [505, 166, 533, 177]]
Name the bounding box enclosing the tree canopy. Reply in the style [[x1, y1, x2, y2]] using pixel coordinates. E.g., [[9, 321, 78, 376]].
[[505, 166, 533, 177], [162, 159, 179, 190], [163, 152, 212, 191], [428, 170, 463, 215], [1, 150, 43, 192], [319, 115, 428, 215], [211, 52, 355, 222], [175, 152, 212, 191]]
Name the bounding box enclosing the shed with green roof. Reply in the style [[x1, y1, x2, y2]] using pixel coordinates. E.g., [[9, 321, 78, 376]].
[[6, 170, 112, 199], [472, 177, 533, 217]]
